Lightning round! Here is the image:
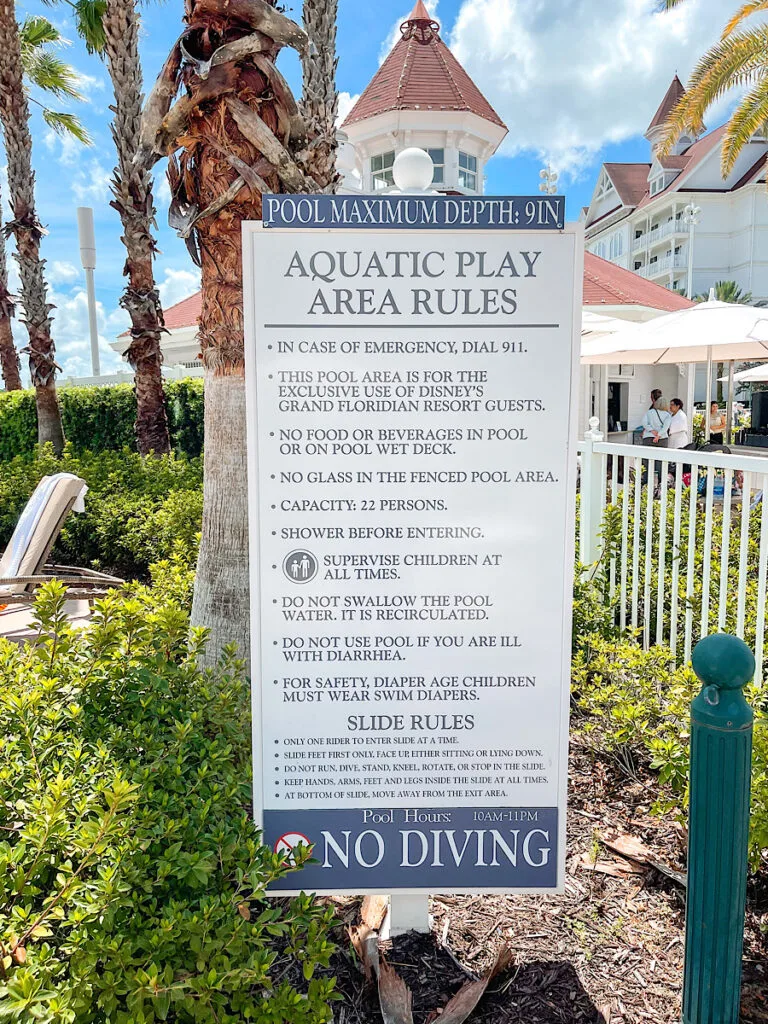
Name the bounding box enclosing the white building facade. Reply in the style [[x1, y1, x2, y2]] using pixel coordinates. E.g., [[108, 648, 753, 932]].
[[584, 77, 768, 301]]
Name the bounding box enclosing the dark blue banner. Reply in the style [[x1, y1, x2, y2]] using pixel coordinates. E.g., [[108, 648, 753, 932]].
[[264, 806, 558, 891], [262, 194, 565, 231]]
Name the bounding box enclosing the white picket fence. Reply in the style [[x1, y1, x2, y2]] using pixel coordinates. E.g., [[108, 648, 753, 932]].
[[577, 420, 768, 679]]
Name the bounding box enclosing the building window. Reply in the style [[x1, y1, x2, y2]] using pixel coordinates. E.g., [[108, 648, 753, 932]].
[[371, 151, 395, 189], [609, 232, 624, 259], [458, 151, 478, 190], [427, 148, 445, 184]]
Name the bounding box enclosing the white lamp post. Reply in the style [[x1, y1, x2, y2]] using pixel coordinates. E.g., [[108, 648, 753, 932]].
[[76, 207, 100, 378], [683, 201, 701, 301], [539, 165, 559, 195]]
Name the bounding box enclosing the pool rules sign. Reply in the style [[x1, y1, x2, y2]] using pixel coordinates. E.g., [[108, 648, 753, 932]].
[[244, 194, 582, 895]]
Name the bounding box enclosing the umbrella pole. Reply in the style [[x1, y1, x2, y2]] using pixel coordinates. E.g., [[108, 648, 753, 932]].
[[727, 360, 735, 444], [705, 346, 713, 442]]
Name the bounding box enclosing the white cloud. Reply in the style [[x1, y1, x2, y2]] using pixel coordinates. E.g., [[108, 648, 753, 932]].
[[448, 0, 736, 178], [157, 266, 200, 309], [71, 160, 112, 203], [380, 0, 440, 62], [44, 129, 85, 168], [337, 92, 360, 125], [48, 286, 122, 379], [49, 261, 80, 284]]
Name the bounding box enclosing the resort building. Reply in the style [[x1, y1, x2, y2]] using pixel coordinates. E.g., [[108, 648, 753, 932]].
[[583, 76, 768, 301]]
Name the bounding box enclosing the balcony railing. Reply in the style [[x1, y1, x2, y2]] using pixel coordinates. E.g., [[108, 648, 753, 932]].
[[631, 218, 687, 253]]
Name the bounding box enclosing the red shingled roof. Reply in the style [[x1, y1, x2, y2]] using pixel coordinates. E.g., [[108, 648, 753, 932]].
[[646, 75, 686, 135], [584, 252, 694, 312], [604, 163, 651, 208], [342, 4, 506, 129]]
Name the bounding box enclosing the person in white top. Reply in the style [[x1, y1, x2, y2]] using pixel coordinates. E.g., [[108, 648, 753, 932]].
[[668, 398, 690, 449], [641, 397, 672, 448]]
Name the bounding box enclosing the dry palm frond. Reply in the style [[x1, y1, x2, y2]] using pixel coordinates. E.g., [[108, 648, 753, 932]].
[[724, 1, 768, 38]]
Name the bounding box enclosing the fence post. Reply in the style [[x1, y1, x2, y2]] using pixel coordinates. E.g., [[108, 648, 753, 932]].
[[579, 416, 604, 566], [684, 633, 755, 1024]]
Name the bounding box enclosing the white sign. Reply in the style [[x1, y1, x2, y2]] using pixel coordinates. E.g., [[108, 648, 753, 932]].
[[244, 198, 582, 894]]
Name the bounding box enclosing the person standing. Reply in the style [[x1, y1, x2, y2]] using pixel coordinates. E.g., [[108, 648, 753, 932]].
[[641, 397, 672, 448], [709, 402, 726, 444], [669, 398, 690, 449]]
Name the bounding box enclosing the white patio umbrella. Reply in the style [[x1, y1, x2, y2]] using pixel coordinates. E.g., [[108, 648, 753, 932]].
[[581, 310, 634, 339], [581, 299, 768, 438], [721, 362, 768, 384]]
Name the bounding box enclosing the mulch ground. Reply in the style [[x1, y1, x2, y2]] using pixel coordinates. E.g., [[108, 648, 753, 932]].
[[324, 744, 768, 1024]]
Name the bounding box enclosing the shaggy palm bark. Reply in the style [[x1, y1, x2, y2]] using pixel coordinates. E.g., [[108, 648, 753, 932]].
[[300, 0, 339, 190], [0, 0, 64, 449], [0, 212, 21, 391], [103, 0, 170, 455], [143, 0, 336, 664]]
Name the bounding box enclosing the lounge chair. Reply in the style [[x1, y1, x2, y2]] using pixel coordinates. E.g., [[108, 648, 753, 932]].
[[0, 473, 123, 640]]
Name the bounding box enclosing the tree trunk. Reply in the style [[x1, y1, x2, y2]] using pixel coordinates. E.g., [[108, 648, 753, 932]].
[[104, 0, 171, 456], [190, 372, 251, 661], [0, 267, 21, 391], [717, 362, 725, 404], [0, 0, 64, 451], [300, 0, 339, 191]]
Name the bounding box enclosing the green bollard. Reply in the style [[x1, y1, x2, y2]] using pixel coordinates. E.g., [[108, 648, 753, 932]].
[[683, 633, 755, 1024]]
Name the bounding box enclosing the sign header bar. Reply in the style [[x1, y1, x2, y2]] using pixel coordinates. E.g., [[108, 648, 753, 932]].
[[263, 194, 565, 231]]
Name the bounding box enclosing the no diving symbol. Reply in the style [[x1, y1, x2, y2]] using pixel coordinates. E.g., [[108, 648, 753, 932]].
[[283, 549, 318, 584], [274, 832, 313, 864]]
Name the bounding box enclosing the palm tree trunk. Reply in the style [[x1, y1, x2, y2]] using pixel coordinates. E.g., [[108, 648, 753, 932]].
[[301, 0, 339, 190], [103, 0, 170, 456], [0, 220, 21, 391], [151, 0, 335, 664], [0, 0, 64, 450]]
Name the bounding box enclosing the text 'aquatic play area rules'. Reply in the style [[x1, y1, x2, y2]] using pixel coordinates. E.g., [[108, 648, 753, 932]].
[[244, 198, 582, 894]]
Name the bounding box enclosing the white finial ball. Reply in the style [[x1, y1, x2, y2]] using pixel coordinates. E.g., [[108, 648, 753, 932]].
[[393, 148, 434, 192], [589, 416, 600, 430]]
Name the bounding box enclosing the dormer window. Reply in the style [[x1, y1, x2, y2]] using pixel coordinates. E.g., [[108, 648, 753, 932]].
[[459, 152, 478, 190], [650, 176, 664, 196], [371, 151, 395, 189]]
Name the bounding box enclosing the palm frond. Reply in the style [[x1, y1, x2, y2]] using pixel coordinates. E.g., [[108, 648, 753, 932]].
[[724, 1, 768, 37], [657, 27, 768, 158], [721, 76, 768, 174], [20, 14, 62, 49], [74, 0, 107, 55], [42, 109, 92, 144], [658, 0, 687, 7], [23, 51, 86, 101]]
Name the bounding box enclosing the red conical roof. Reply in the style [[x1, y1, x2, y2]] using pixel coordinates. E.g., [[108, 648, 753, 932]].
[[646, 75, 686, 135], [342, 9, 506, 129]]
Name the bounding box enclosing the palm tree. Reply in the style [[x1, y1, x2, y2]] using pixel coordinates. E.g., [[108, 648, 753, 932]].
[[659, 1, 768, 175], [0, 4, 89, 451], [695, 280, 754, 304], [0, 177, 20, 391], [141, 0, 337, 662], [56, 0, 172, 455], [1, 16, 90, 393], [301, 0, 340, 190]]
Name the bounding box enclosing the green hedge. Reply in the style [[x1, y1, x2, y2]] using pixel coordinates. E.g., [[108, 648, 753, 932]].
[[0, 379, 205, 460], [0, 448, 203, 580], [0, 580, 338, 1022]]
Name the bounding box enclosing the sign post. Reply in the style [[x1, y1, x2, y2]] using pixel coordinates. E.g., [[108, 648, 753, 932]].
[[244, 194, 582, 905]]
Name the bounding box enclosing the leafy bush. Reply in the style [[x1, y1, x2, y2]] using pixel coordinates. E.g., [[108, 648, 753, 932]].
[[0, 581, 338, 1023], [0, 380, 205, 461], [0, 448, 203, 580], [573, 634, 768, 869]]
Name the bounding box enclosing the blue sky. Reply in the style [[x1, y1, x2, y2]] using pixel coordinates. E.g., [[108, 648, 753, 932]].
[[6, 0, 735, 376]]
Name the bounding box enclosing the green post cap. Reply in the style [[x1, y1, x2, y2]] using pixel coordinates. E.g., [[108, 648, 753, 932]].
[[692, 633, 756, 691]]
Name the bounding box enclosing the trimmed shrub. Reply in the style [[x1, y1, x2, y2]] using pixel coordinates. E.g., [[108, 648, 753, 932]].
[[0, 379, 205, 461], [0, 580, 338, 1023], [0, 448, 203, 579]]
